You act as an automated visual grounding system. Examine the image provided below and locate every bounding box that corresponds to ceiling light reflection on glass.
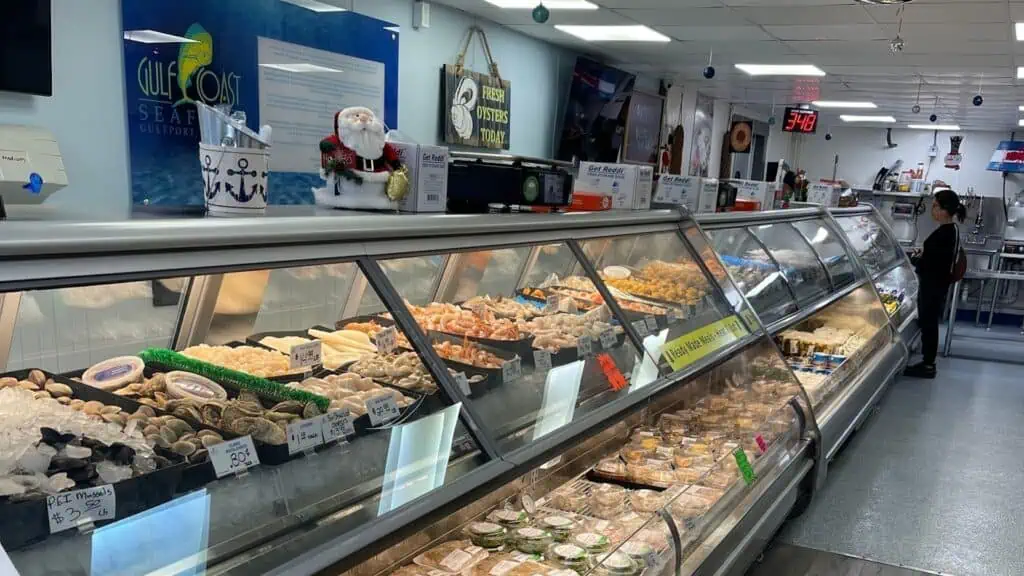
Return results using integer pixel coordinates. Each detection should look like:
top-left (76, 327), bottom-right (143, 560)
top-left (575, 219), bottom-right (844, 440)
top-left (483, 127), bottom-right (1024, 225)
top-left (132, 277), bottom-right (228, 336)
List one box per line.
top-left (839, 115), bottom-right (895, 123)
top-left (735, 64), bottom-right (825, 76)
top-left (280, 0), bottom-right (347, 12)
top-left (812, 101), bottom-right (877, 109)
top-left (907, 124), bottom-right (960, 131)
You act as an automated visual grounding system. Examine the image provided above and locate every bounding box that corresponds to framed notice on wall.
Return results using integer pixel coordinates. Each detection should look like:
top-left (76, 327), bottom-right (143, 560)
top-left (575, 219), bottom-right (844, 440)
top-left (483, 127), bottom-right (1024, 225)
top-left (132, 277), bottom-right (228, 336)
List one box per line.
top-left (623, 91), bottom-right (663, 165)
top-left (442, 64), bottom-right (511, 150)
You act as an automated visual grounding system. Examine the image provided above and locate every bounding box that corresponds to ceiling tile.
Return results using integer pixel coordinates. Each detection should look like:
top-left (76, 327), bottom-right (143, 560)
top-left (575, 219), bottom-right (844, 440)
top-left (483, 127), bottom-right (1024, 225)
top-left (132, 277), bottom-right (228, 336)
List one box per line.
top-left (764, 24), bottom-right (885, 41)
top-left (885, 23), bottom-right (1012, 42)
top-left (732, 5), bottom-right (874, 25)
top-left (614, 8), bottom-right (748, 27)
top-left (658, 25), bottom-right (772, 42)
top-left (867, 2), bottom-right (1008, 24)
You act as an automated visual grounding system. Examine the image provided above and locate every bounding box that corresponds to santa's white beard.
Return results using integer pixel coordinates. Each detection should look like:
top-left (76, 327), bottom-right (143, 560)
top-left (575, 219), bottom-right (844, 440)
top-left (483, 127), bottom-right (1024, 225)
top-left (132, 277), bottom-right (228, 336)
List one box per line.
top-left (338, 118), bottom-right (386, 159)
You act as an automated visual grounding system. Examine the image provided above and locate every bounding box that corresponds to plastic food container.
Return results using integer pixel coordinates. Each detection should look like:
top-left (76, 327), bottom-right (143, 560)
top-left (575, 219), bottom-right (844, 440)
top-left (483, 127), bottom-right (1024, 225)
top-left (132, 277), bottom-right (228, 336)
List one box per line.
top-left (488, 509), bottom-right (529, 528)
top-left (549, 489), bottom-right (586, 512)
top-left (81, 356), bottom-right (144, 391)
top-left (538, 515), bottom-right (576, 542)
top-left (620, 444), bottom-right (648, 464)
top-left (466, 521), bottom-right (507, 549)
top-left (631, 489), bottom-right (665, 513)
top-left (619, 541), bottom-right (656, 570)
top-left (595, 457), bottom-right (628, 481)
top-left (572, 532), bottom-right (611, 554)
top-left (675, 465), bottom-right (713, 484)
top-left (511, 527), bottom-right (553, 554)
top-left (547, 543), bottom-right (589, 572)
top-left (590, 484), bottom-right (626, 508)
top-left (590, 551), bottom-right (640, 576)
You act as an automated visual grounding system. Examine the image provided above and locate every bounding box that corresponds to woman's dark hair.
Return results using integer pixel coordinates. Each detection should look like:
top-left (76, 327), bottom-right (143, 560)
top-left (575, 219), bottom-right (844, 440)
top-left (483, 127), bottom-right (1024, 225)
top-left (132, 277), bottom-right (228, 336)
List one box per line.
top-left (935, 188), bottom-right (967, 222)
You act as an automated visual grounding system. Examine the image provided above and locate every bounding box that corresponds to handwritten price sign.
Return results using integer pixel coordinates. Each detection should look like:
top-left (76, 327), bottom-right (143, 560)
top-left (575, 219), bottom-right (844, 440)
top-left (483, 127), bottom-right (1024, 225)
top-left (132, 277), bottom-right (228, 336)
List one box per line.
top-left (321, 411), bottom-right (356, 443)
top-left (289, 340), bottom-right (322, 370)
top-left (577, 336), bottom-right (593, 358)
top-left (366, 395), bottom-right (401, 426)
top-left (632, 319), bottom-right (649, 337)
top-left (209, 435), bottom-right (260, 478)
top-left (47, 485), bottom-right (115, 534)
top-left (533, 349), bottom-right (552, 372)
top-left (376, 327), bottom-right (398, 354)
top-left (599, 329), bottom-right (617, 349)
top-left (287, 416), bottom-right (325, 455)
top-left (644, 315), bottom-right (658, 332)
top-left (502, 357), bottom-right (522, 383)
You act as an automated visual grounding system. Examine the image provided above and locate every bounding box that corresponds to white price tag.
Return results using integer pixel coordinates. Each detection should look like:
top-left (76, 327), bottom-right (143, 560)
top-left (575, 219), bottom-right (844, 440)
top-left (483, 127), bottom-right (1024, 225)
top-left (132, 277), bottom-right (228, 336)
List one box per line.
top-left (545, 294), bottom-right (560, 310)
top-left (632, 319), bottom-right (649, 337)
top-left (209, 435), bottom-right (260, 478)
top-left (577, 336), bottom-right (593, 358)
top-left (501, 357), bottom-right (522, 383)
top-left (533, 349), bottom-right (552, 372)
top-left (376, 327), bottom-right (397, 354)
top-left (289, 340), bottom-right (322, 370)
top-left (645, 315), bottom-right (658, 331)
top-left (47, 484), bottom-right (115, 534)
top-left (599, 329), bottom-right (617, 349)
top-left (454, 372), bottom-right (471, 396)
top-left (366, 395), bottom-right (401, 426)
top-left (321, 410), bottom-right (356, 443)
top-left (667, 310), bottom-right (679, 324)
top-left (287, 416), bottom-right (325, 455)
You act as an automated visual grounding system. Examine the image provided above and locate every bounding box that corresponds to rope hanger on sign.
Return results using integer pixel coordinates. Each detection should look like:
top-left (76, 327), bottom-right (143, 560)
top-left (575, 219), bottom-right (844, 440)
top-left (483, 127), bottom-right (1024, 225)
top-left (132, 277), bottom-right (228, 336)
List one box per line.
top-left (454, 25), bottom-right (503, 82)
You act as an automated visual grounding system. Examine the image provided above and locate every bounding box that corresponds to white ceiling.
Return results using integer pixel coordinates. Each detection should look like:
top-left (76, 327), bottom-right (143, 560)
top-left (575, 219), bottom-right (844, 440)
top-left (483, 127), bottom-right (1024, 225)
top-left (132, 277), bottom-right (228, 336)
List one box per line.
top-left (432, 0), bottom-right (1024, 131)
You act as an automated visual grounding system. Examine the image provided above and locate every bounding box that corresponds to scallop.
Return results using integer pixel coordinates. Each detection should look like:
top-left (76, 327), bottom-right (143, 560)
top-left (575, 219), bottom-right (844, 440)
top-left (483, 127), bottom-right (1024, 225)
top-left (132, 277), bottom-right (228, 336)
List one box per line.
top-left (45, 382), bottom-right (73, 397)
top-left (171, 441), bottom-right (196, 457)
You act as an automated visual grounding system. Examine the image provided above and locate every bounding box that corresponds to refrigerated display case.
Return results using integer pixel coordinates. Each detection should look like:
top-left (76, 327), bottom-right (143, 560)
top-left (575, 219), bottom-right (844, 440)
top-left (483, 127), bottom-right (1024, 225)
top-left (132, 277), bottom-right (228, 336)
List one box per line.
top-left (829, 206), bottom-right (921, 347)
top-left (696, 208), bottom-right (907, 462)
top-left (0, 209), bottom-right (818, 576)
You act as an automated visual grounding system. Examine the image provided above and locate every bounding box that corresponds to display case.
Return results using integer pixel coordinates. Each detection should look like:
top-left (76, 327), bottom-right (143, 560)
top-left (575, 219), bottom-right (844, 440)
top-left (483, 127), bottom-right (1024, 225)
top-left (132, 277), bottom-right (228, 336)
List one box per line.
top-left (696, 208), bottom-right (907, 461)
top-left (830, 206), bottom-right (921, 346)
top-left (0, 209), bottom-right (817, 576)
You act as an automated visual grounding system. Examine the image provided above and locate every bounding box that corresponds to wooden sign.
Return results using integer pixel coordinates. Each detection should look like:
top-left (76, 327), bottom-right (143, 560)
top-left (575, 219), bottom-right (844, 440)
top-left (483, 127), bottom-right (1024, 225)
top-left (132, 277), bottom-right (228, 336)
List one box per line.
top-left (442, 64), bottom-right (511, 150)
top-left (623, 91), bottom-right (663, 165)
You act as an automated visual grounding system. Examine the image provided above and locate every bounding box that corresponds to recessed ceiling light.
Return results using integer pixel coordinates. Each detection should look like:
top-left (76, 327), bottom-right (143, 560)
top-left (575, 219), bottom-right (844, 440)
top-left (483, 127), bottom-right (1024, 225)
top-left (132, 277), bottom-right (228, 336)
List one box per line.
top-left (1018, 119), bottom-right (1024, 127)
top-left (840, 115), bottom-right (895, 123)
top-left (813, 101), bottom-right (877, 109)
top-left (279, 0), bottom-right (346, 12)
top-left (555, 25), bottom-right (670, 42)
top-left (123, 30), bottom-right (198, 44)
top-left (1018, 67), bottom-right (1024, 79)
top-left (1019, 105), bottom-right (1024, 112)
top-left (907, 124), bottom-right (960, 131)
top-left (1016, 22), bottom-right (1024, 41)
top-left (735, 64), bottom-right (825, 77)
top-left (486, 0), bottom-right (598, 8)
top-left (854, 0), bottom-right (913, 4)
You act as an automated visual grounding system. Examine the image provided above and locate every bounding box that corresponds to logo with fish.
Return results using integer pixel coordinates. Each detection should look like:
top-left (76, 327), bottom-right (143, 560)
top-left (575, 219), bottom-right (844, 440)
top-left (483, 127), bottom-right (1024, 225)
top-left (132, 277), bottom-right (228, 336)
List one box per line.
top-left (175, 23), bottom-right (213, 107)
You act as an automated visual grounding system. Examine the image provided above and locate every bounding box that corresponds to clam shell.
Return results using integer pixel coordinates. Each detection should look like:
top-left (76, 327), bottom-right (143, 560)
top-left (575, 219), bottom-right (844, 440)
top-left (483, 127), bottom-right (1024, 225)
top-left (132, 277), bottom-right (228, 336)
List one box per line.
top-left (102, 413), bottom-right (127, 425)
top-left (148, 374), bottom-right (167, 392)
top-left (189, 449), bottom-right (209, 464)
top-left (264, 411), bottom-right (299, 424)
top-left (135, 405), bottom-right (156, 418)
top-left (200, 402), bottom-right (224, 426)
top-left (56, 396), bottom-right (72, 405)
top-left (251, 417), bottom-right (287, 445)
top-left (45, 383), bottom-right (73, 397)
top-left (171, 441), bottom-right (196, 456)
top-left (237, 391), bottom-right (261, 404)
top-left (201, 435), bottom-right (224, 448)
top-left (28, 370), bottom-right (46, 386)
top-left (143, 425), bottom-right (160, 436)
top-left (17, 381), bottom-right (40, 391)
top-left (227, 416), bottom-right (258, 437)
top-left (69, 399), bottom-right (85, 410)
top-left (159, 426), bottom-right (178, 444)
top-left (100, 405), bottom-right (122, 415)
top-left (197, 429), bottom-right (222, 440)
top-left (82, 401), bottom-right (104, 415)
top-left (166, 418), bottom-right (193, 437)
top-left (33, 391), bottom-right (52, 400)
top-left (147, 434), bottom-right (170, 449)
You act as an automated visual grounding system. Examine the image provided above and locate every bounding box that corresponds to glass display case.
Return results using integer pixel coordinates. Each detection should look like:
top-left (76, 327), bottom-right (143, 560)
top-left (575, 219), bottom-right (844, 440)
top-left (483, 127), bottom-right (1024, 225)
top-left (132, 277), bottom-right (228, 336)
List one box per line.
top-left (704, 227), bottom-right (797, 326)
top-left (0, 210), bottom-right (819, 576)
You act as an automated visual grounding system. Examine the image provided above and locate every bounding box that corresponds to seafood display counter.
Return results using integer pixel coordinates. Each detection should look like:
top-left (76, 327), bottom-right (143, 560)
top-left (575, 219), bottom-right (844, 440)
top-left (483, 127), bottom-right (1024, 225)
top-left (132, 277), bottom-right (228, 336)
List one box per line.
top-left (829, 206), bottom-right (921, 349)
top-left (0, 210), bottom-right (816, 576)
top-left (696, 208), bottom-right (907, 462)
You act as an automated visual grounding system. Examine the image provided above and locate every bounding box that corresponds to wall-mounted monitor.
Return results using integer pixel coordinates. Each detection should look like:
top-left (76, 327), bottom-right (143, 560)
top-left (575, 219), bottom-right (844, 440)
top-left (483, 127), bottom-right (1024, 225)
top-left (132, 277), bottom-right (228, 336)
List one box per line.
top-left (0, 0), bottom-right (53, 97)
top-left (782, 107), bottom-right (818, 134)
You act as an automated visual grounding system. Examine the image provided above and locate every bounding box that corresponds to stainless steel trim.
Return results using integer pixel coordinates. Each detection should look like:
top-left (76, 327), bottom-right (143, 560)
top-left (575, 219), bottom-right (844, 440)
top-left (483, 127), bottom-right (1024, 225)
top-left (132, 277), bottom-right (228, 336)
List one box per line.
top-left (695, 207), bottom-right (822, 227)
top-left (765, 278), bottom-right (868, 334)
top-left (175, 274), bottom-right (223, 347)
top-left (0, 292), bottom-right (22, 370)
top-left (828, 205), bottom-right (873, 216)
top-left (944, 281), bottom-right (960, 356)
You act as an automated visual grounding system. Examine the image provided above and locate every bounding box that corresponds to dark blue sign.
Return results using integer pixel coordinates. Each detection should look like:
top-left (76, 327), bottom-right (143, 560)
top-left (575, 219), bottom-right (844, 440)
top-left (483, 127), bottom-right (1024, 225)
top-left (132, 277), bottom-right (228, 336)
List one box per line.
top-left (987, 141), bottom-right (1024, 173)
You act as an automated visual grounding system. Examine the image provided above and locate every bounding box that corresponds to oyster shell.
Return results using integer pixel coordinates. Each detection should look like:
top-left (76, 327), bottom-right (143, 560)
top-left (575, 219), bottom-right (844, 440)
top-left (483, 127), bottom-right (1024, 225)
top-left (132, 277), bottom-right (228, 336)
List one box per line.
top-left (264, 411), bottom-right (299, 424)
top-left (171, 441), bottom-right (196, 456)
top-left (237, 390), bottom-right (261, 404)
top-left (165, 418), bottom-right (193, 437)
top-left (45, 382), bottom-right (73, 397)
top-left (200, 402), bottom-right (224, 426)
top-left (172, 405), bottom-right (203, 423)
top-left (159, 426), bottom-right (178, 444)
top-left (201, 435), bottom-right (224, 448)
top-left (270, 401), bottom-right (304, 415)
top-left (302, 402), bottom-right (323, 419)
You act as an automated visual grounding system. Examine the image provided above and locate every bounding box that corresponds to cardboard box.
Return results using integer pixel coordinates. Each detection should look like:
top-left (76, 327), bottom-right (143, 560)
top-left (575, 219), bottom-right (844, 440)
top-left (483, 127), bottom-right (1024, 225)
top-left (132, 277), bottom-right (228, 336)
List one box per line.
top-left (731, 179), bottom-right (772, 211)
top-left (654, 175), bottom-right (709, 213)
top-left (390, 141), bottom-right (449, 212)
top-left (695, 178), bottom-right (719, 214)
top-left (572, 162), bottom-right (653, 211)
top-left (807, 182), bottom-right (840, 207)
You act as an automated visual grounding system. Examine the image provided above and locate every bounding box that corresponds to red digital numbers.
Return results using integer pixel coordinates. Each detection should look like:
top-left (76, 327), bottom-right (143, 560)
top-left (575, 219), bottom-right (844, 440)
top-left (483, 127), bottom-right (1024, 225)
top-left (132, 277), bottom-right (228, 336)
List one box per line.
top-left (783, 108), bottom-right (818, 134)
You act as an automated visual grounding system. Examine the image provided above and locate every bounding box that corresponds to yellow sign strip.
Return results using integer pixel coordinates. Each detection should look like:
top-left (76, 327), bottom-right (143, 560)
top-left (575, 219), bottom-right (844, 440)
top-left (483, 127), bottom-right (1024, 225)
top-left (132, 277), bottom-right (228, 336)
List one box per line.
top-left (661, 315), bottom-right (749, 372)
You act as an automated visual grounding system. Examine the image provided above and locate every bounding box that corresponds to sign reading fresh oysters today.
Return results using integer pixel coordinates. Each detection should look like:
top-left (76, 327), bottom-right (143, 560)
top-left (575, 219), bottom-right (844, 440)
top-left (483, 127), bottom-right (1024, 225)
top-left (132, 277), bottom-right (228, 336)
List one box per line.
top-left (442, 26), bottom-right (511, 150)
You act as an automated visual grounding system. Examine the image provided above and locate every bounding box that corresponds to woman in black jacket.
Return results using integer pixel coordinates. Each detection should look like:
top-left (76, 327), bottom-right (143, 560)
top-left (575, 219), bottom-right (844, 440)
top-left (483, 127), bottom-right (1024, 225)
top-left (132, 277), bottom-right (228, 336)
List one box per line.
top-left (905, 188), bottom-right (966, 378)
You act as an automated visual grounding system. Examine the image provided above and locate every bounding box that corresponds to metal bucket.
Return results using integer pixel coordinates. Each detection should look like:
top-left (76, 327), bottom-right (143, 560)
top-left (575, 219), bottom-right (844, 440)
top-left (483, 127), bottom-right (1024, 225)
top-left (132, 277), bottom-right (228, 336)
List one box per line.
top-left (195, 102), bottom-right (271, 150)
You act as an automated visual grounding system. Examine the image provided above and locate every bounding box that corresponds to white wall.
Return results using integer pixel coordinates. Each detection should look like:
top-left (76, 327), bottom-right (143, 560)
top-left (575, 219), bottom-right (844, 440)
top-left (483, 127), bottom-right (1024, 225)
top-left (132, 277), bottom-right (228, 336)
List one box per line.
top-left (707, 99), bottom-right (730, 179)
top-left (0, 0), bottom-right (577, 214)
top-left (794, 126), bottom-right (1015, 196)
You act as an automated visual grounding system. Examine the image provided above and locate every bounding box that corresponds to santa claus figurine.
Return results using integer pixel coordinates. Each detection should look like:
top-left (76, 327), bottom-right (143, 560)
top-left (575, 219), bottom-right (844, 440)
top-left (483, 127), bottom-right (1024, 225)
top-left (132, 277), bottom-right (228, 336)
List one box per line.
top-left (313, 106), bottom-right (406, 210)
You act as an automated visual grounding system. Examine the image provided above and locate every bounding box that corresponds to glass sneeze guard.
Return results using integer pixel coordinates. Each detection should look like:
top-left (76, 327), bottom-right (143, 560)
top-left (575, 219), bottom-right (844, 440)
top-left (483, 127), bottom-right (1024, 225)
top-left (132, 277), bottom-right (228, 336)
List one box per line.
top-left (747, 222), bottom-right (832, 306)
top-left (704, 228), bottom-right (798, 326)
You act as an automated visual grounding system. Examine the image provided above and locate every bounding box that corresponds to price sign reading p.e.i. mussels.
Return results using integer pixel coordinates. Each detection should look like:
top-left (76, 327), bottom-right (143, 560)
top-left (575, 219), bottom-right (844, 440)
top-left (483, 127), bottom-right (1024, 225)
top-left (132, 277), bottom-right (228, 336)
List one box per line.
top-left (289, 340), bottom-right (322, 370)
top-left (321, 410), bottom-right (356, 443)
top-left (502, 357), bottom-right (522, 383)
top-left (577, 336), bottom-right (593, 358)
top-left (209, 435), bottom-right (260, 478)
top-left (599, 329), bottom-right (617, 349)
top-left (47, 484), bottom-right (115, 534)
top-left (533, 349), bottom-right (552, 372)
top-left (366, 395), bottom-right (401, 426)
top-left (376, 327), bottom-right (398, 354)
top-left (287, 416), bottom-right (325, 455)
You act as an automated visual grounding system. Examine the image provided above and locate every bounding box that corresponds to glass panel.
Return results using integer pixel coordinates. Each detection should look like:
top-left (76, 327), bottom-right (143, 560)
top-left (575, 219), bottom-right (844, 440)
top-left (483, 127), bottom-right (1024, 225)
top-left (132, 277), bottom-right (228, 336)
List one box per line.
top-left (3, 264), bottom-right (485, 575)
top-left (835, 214), bottom-right (904, 277)
top-left (380, 243), bottom-right (654, 453)
top-left (6, 279), bottom-right (187, 373)
top-left (875, 262), bottom-right (919, 325)
top-left (775, 282), bottom-right (891, 410)
top-left (681, 225), bottom-right (748, 316)
top-left (790, 218), bottom-right (860, 289)
top-left (748, 223), bottom-right (830, 305)
top-left (705, 228), bottom-right (798, 325)
top-left (577, 233), bottom-right (749, 378)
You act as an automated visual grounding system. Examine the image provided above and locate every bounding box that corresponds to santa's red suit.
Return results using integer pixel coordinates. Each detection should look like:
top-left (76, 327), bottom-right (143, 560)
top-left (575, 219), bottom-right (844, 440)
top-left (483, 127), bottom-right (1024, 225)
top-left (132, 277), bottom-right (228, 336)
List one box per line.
top-left (319, 111), bottom-right (399, 179)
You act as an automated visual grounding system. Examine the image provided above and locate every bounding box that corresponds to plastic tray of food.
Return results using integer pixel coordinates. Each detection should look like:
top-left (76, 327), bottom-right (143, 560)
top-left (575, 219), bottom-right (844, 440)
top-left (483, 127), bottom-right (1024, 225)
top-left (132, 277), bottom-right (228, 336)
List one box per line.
top-left (310, 369), bottom-right (429, 423)
top-left (333, 314), bottom-right (396, 340)
top-left (0, 369), bottom-right (187, 551)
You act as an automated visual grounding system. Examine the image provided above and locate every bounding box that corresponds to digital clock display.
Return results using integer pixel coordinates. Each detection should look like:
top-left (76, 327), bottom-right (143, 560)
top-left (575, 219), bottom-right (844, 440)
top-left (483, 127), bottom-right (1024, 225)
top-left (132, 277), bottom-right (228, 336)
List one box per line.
top-left (782, 107), bottom-right (818, 134)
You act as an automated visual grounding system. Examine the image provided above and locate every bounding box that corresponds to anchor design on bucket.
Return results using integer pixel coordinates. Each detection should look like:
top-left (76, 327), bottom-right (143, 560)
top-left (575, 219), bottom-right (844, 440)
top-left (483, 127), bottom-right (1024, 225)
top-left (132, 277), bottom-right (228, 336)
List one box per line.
top-left (201, 154), bottom-right (220, 200)
top-left (226, 158), bottom-right (263, 203)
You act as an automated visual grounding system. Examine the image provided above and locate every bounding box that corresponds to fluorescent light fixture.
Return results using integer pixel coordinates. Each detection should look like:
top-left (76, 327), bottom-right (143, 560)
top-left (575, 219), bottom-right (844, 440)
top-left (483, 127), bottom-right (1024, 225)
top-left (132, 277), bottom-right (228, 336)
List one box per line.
top-left (384, 25), bottom-right (401, 33)
top-left (813, 101), bottom-right (877, 109)
top-left (840, 115), bottom-right (895, 123)
top-left (1016, 22), bottom-right (1024, 41)
top-left (555, 25), bottom-right (670, 42)
top-left (259, 63), bottom-right (344, 73)
top-left (1018, 105), bottom-right (1024, 112)
top-left (907, 124), bottom-right (960, 131)
top-left (735, 64), bottom-right (825, 76)
top-left (279, 0), bottom-right (347, 12)
top-left (486, 0), bottom-right (597, 8)
top-left (1018, 119), bottom-right (1024, 127)
top-left (1018, 67), bottom-right (1024, 79)
top-left (123, 30), bottom-right (198, 44)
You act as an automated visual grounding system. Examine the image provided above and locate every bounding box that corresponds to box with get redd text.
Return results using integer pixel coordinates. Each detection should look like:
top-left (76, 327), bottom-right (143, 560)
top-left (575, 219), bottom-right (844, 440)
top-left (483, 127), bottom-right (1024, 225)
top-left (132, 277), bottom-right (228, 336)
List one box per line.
top-left (389, 141), bottom-right (449, 212)
top-left (571, 162), bottom-right (653, 211)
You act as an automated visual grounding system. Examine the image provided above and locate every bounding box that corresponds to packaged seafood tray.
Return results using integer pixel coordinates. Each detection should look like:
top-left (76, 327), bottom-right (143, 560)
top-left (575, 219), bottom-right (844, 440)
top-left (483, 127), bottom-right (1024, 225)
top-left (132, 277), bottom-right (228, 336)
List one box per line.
top-left (314, 368), bottom-right (431, 422)
top-left (332, 314), bottom-right (396, 340)
top-left (518, 287), bottom-right (600, 312)
top-left (222, 341), bottom-right (319, 383)
top-left (0, 369), bottom-right (187, 551)
top-left (415, 332), bottom-right (519, 388)
top-left (585, 467), bottom-right (670, 492)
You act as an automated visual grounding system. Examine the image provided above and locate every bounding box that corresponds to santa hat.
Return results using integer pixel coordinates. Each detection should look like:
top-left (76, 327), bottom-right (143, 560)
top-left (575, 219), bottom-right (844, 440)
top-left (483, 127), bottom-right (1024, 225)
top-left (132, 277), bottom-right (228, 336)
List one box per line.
top-left (335, 106), bottom-right (377, 137)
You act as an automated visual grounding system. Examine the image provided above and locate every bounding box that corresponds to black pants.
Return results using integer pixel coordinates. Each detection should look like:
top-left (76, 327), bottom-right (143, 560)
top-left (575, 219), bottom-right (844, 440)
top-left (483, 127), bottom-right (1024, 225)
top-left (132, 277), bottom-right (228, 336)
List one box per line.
top-left (917, 284), bottom-right (949, 365)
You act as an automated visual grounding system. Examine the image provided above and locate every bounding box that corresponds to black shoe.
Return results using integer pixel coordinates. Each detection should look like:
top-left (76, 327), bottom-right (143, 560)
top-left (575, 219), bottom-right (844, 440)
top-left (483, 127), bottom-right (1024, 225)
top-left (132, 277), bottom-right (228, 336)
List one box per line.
top-left (904, 362), bottom-right (936, 379)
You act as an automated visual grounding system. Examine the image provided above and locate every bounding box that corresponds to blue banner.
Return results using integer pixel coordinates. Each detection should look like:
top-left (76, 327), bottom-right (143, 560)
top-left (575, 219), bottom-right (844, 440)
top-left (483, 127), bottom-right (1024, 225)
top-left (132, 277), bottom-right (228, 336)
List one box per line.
top-left (987, 140), bottom-right (1024, 173)
top-left (122, 0), bottom-right (399, 206)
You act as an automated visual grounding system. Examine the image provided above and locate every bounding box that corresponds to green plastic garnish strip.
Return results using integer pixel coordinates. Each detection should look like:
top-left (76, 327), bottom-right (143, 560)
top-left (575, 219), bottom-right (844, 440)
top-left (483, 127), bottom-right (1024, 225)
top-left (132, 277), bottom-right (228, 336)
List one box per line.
top-left (139, 348), bottom-right (330, 411)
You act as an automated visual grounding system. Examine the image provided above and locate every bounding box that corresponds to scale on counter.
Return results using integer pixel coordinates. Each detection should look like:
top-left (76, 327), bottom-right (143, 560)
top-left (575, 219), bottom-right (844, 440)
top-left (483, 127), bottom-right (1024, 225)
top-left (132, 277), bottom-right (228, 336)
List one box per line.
top-left (445, 152), bottom-right (574, 213)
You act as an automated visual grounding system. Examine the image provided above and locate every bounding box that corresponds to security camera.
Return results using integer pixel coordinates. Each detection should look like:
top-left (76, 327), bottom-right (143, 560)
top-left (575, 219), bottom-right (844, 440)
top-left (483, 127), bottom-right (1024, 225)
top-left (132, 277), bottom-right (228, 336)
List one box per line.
top-left (930, 113), bottom-right (938, 122)
top-left (532, 3), bottom-right (549, 23)
top-left (825, 133), bottom-right (833, 141)
top-left (912, 104), bottom-right (921, 114)
top-left (703, 65), bottom-right (716, 79)
top-left (973, 94), bottom-right (984, 107)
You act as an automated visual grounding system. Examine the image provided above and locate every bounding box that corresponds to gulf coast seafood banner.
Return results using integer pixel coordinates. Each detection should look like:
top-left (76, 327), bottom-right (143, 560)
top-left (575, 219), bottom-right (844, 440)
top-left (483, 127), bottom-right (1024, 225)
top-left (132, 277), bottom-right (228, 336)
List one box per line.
top-left (122, 0), bottom-right (399, 207)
